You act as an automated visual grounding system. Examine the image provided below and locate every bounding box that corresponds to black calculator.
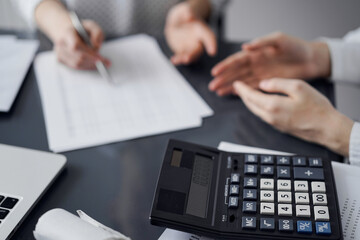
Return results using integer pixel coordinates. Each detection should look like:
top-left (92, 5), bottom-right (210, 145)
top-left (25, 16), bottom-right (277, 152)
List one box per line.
top-left (150, 140), bottom-right (343, 240)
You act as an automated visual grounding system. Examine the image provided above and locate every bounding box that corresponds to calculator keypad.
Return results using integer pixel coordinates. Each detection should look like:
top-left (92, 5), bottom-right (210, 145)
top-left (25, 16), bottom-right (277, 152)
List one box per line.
top-left (224, 155), bottom-right (337, 238)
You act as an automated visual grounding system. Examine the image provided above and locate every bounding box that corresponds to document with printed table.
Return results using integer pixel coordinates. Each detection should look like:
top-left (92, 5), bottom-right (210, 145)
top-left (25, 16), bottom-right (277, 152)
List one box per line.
top-left (159, 142), bottom-right (360, 240)
top-left (35, 35), bottom-right (213, 152)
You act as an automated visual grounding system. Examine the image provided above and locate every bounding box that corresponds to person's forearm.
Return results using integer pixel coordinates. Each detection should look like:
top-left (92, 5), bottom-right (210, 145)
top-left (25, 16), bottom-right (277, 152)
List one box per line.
top-left (187, 0), bottom-right (211, 20)
top-left (35, 0), bottom-right (72, 42)
top-left (309, 41), bottom-right (331, 79)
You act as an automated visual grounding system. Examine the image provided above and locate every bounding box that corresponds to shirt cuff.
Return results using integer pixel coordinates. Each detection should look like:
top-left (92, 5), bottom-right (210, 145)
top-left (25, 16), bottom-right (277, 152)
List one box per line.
top-left (349, 122), bottom-right (360, 166)
top-left (11, 0), bottom-right (44, 29)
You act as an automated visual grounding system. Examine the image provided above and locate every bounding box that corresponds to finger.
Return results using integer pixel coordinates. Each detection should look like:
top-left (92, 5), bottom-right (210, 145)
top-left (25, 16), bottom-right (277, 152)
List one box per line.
top-left (211, 51), bottom-right (249, 76)
top-left (83, 20), bottom-right (104, 51)
top-left (243, 32), bottom-right (283, 51)
top-left (195, 21), bottom-right (217, 56)
top-left (215, 83), bottom-right (236, 96)
top-left (259, 78), bottom-right (305, 97)
top-left (209, 66), bottom-right (250, 91)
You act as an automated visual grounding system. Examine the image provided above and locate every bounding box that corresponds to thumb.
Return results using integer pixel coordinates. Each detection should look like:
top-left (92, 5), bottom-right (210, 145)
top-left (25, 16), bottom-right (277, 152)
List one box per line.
top-left (243, 32), bottom-right (283, 51)
top-left (83, 20), bottom-right (104, 51)
top-left (259, 78), bottom-right (304, 97)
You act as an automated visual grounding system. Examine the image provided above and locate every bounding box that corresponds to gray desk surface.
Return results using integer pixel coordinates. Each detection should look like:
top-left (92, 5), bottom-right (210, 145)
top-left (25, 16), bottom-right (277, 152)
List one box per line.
top-left (0, 32), bottom-right (341, 240)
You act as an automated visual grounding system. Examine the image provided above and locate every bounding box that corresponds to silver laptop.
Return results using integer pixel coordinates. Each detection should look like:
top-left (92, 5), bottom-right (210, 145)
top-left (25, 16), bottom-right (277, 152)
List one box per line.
top-left (0, 144), bottom-right (66, 240)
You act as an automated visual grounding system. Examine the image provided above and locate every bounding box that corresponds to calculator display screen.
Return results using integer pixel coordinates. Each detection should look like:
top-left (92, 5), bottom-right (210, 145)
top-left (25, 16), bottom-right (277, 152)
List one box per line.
top-left (185, 154), bottom-right (213, 218)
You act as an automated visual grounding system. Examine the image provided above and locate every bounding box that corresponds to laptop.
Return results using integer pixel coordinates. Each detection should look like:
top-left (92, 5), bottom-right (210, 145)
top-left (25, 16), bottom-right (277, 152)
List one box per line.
top-left (0, 144), bottom-right (66, 240)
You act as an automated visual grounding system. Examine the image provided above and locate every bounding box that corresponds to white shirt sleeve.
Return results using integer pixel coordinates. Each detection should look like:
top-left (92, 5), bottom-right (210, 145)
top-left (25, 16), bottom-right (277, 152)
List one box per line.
top-left (349, 122), bottom-right (360, 166)
top-left (322, 27), bottom-right (360, 84)
top-left (11, 0), bottom-right (44, 29)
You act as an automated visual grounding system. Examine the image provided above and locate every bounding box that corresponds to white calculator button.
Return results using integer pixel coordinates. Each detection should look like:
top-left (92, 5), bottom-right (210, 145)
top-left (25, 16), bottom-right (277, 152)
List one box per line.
top-left (260, 202), bottom-right (275, 215)
top-left (278, 204), bottom-right (292, 216)
top-left (278, 191), bottom-right (292, 203)
top-left (312, 193), bottom-right (328, 205)
top-left (296, 205), bottom-right (311, 217)
top-left (311, 182), bottom-right (326, 193)
top-left (314, 206), bottom-right (330, 221)
top-left (260, 190), bottom-right (274, 202)
top-left (295, 192), bottom-right (310, 204)
top-left (260, 179), bottom-right (274, 190)
top-left (277, 180), bottom-right (291, 191)
top-left (294, 181), bottom-right (308, 192)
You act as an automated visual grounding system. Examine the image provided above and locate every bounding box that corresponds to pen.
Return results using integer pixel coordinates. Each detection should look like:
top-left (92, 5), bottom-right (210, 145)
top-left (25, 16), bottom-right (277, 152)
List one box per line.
top-left (69, 11), bottom-right (114, 83)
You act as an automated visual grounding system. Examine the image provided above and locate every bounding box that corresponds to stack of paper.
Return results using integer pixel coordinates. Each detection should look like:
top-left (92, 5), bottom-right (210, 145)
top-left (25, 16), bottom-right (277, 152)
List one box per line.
top-left (35, 35), bottom-right (213, 152)
top-left (0, 35), bottom-right (39, 111)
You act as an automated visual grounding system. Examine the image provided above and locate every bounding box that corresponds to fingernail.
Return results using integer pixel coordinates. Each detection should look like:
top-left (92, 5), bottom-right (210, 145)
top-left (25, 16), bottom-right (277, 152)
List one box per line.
top-left (208, 81), bottom-right (215, 91)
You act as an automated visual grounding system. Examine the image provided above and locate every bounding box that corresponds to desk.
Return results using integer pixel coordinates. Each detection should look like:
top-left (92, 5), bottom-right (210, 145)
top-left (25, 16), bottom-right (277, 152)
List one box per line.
top-left (0, 33), bottom-right (341, 240)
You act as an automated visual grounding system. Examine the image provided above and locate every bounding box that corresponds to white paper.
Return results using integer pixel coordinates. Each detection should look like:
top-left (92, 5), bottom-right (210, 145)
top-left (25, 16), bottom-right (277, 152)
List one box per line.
top-left (33, 208), bottom-right (130, 240)
top-left (35, 34), bottom-right (213, 152)
top-left (0, 36), bottom-right (39, 111)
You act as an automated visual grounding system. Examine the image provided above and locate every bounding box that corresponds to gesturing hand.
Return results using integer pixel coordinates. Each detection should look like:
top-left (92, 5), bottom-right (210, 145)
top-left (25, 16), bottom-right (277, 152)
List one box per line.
top-left (165, 2), bottom-right (217, 65)
top-left (54, 20), bottom-right (111, 70)
top-left (233, 79), bottom-right (353, 157)
top-left (209, 32), bottom-right (331, 96)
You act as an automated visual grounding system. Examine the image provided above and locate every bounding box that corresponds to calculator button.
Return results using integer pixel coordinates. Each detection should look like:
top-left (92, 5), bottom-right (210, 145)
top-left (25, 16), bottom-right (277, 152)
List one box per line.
top-left (315, 222), bottom-right (332, 235)
top-left (260, 190), bottom-right (274, 202)
top-left (293, 167), bottom-right (324, 180)
top-left (297, 221), bottom-right (312, 234)
top-left (229, 185), bottom-right (239, 196)
top-left (245, 154), bottom-right (258, 163)
top-left (278, 191), bottom-right (292, 203)
top-left (311, 182), bottom-right (326, 193)
top-left (277, 156), bottom-right (290, 165)
top-left (293, 157), bottom-right (306, 166)
top-left (242, 217), bottom-right (256, 229)
top-left (260, 166), bottom-right (274, 176)
top-left (230, 173), bottom-right (240, 183)
top-left (278, 204), bottom-right (292, 216)
top-left (260, 202), bottom-right (275, 215)
top-left (0, 209), bottom-right (9, 219)
top-left (260, 218), bottom-right (275, 231)
top-left (279, 219), bottom-right (293, 232)
top-left (244, 164), bottom-right (257, 175)
top-left (260, 179), bottom-right (274, 190)
top-left (314, 206), bottom-right (330, 221)
top-left (295, 193), bottom-right (310, 204)
top-left (243, 189), bottom-right (257, 200)
top-left (277, 180), bottom-right (291, 191)
top-left (261, 155), bottom-right (274, 164)
top-left (244, 177), bottom-right (257, 188)
top-left (296, 205), bottom-right (311, 217)
top-left (309, 158), bottom-right (323, 167)
top-left (228, 197), bottom-right (239, 208)
top-left (294, 181), bottom-right (308, 192)
top-left (277, 167), bottom-right (290, 178)
top-left (243, 201), bottom-right (257, 213)
top-left (313, 193), bottom-right (327, 205)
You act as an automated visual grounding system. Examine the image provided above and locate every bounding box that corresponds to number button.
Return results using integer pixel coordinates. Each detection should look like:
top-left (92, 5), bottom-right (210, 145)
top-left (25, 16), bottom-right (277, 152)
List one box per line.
top-left (278, 191), bottom-right (292, 203)
top-left (243, 189), bottom-right (257, 200)
top-left (296, 205), bottom-right (311, 217)
top-left (277, 180), bottom-right (291, 191)
top-left (260, 202), bottom-right (275, 215)
top-left (261, 190), bottom-right (274, 202)
top-left (295, 193), bottom-right (310, 204)
top-left (294, 181), bottom-right (308, 192)
top-left (314, 206), bottom-right (330, 221)
top-left (278, 204), bottom-right (292, 216)
top-left (260, 179), bottom-right (274, 190)
top-left (277, 167), bottom-right (290, 178)
top-left (313, 194), bottom-right (327, 205)
top-left (279, 219), bottom-right (293, 232)
top-left (312, 182), bottom-right (326, 193)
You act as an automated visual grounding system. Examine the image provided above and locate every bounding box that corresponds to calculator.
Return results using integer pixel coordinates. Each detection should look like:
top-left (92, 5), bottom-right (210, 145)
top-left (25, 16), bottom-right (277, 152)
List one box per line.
top-left (150, 140), bottom-right (343, 240)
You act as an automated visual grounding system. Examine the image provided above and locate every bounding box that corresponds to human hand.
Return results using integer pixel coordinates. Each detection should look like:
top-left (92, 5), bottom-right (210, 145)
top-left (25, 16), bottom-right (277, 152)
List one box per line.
top-left (165, 2), bottom-right (217, 65)
top-left (209, 32), bottom-right (331, 96)
top-left (54, 20), bottom-right (111, 70)
top-left (233, 78), bottom-right (353, 157)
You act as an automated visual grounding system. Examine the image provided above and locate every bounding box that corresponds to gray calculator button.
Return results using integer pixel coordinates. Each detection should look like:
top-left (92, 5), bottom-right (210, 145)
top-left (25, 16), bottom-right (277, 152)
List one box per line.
top-left (244, 177), bottom-right (257, 188)
top-left (243, 189), bottom-right (257, 200)
top-left (245, 154), bottom-right (258, 163)
top-left (277, 156), bottom-right (290, 165)
top-left (260, 218), bottom-right (275, 230)
top-left (261, 166), bottom-right (274, 176)
top-left (228, 197), bottom-right (239, 208)
top-left (294, 167), bottom-right (324, 180)
top-left (229, 185), bottom-right (239, 195)
top-left (261, 155), bottom-right (274, 164)
top-left (243, 201), bottom-right (257, 213)
top-left (279, 219), bottom-right (293, 232)
top-left (230, 173), bottom-right (240, 183)
top-left (309, 158), bottom-right (323, 167)
top-left (293, 157), bottom-right (306, 166)
top-left (245, 164), bottom-right (257, 175)
top-left (242, 217), bottom-right (256, 229)
top-left (277, 167), bottom-right (291, 178)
